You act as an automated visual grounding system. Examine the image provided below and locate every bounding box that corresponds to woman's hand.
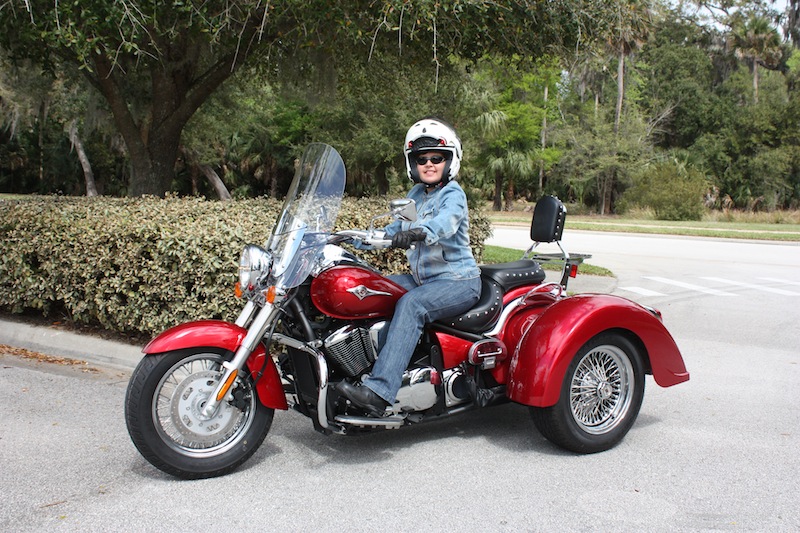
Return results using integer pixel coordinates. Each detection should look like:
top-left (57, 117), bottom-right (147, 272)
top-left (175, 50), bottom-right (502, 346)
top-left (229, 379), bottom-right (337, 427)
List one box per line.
top-left (391, 228), bottom-right (426, 249)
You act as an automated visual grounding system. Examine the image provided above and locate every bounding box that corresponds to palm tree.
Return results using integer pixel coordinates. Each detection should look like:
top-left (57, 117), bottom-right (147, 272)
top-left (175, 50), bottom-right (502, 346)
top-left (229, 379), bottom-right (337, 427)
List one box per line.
top-left (608, 0), bottom-right (653, 135)
top-left (730, 14), bottom-right (782, 104)
top-left (600, 0), bottom-right (653, 214)
top-left (488, 150), bottom-right (536, 211)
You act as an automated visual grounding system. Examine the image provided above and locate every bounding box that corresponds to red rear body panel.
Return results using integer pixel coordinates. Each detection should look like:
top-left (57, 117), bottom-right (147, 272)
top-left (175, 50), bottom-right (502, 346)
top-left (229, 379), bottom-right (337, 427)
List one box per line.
top-left (505, 294), bottom-right (689, 407)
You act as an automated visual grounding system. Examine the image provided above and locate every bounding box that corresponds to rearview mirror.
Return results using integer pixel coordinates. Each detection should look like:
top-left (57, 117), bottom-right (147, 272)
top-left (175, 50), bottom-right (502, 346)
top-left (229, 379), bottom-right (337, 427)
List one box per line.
top-left (389, 199), bottom-right (417, 222)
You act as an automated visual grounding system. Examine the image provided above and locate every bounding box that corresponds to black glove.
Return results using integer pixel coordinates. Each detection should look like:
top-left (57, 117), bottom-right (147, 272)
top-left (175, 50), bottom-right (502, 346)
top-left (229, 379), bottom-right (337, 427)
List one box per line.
top-left (391, 228), bottom-right (426, 249)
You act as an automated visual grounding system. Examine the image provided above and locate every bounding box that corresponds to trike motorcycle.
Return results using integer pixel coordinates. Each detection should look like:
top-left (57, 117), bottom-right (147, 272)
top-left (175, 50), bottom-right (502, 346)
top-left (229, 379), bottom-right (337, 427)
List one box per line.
top-left (124, 143), bottom-right (689, 479)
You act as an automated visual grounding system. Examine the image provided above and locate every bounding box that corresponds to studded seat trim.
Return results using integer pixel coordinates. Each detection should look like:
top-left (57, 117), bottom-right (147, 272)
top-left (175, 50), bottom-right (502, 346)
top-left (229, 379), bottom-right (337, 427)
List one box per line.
top-left (438, 260), bottom-right (545, 334)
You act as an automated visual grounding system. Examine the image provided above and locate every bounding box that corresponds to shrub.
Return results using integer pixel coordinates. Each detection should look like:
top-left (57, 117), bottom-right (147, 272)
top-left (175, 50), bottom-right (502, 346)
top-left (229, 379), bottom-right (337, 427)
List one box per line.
top-left (619, 160), bottom-right (708, 221)
top-left (0, 195), bottom-right (489, 337)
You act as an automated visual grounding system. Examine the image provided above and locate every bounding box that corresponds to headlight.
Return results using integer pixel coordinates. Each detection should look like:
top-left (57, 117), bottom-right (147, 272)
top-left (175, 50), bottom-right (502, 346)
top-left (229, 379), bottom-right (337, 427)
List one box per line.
top-left (238, 244), bottom-right (272, 292)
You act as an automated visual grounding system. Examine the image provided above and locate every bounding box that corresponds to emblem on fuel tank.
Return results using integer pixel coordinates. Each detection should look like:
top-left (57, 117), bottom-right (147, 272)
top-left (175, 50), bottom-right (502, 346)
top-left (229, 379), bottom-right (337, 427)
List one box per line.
top-left (346, 285), bottom-right (393, 300)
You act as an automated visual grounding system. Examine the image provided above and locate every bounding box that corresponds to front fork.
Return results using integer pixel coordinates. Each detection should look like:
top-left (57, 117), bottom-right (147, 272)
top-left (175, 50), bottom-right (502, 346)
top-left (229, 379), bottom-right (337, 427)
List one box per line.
top-left (201, 296), bottom-right (282, 418)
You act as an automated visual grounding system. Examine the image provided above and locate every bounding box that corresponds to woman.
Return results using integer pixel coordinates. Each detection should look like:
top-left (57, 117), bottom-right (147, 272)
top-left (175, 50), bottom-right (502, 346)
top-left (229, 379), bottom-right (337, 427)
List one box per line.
top-left (337, 117), bottom-right (482, 416)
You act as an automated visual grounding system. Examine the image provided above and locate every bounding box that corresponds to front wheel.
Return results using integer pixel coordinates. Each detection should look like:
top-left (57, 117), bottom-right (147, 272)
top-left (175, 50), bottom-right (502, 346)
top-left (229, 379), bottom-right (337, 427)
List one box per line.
top-left (530, 332), bottom-right (645, 453)
top-left (124, 349), bottom-right (274, 479)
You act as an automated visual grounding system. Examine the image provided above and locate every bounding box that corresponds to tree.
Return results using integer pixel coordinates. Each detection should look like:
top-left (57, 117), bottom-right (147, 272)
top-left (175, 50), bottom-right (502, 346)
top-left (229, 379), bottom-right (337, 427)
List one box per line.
top-left (729, 13), bottom-right (783, 103)
top-left (467, 56), bottom-right (558, 210)
top-left (1, 0), bottom-right (612, 197)
top-left (638, 11), bottom-right (718, 149)
top-left (602, 0), bottom-right (653, 214)
top-left (788, 0), bottom-right (800, 48)
top-left (1, 1), bottom-right (286, 196)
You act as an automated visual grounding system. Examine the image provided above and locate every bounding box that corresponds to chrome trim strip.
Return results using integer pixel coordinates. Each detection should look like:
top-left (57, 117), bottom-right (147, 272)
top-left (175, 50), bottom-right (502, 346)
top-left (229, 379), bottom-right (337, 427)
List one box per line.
top-left (334, 414), bottom-right (405, 429)
top-left (484, 296), bottom-right (523, 337)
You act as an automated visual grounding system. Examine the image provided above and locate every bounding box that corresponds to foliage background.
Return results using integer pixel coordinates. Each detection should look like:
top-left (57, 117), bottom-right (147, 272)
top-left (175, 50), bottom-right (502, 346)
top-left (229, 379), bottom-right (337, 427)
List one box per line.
top-left (0, 196), bottom-right (490, 336)
top-left (1, 0), bottom-right (797, 216)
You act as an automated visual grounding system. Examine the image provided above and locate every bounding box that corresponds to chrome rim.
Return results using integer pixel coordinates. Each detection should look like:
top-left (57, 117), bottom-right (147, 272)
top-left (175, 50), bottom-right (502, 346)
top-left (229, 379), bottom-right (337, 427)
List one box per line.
top-left (152, 354), bottom-right (255, 457)
top-left (569, 344), bottom-right (634, 435)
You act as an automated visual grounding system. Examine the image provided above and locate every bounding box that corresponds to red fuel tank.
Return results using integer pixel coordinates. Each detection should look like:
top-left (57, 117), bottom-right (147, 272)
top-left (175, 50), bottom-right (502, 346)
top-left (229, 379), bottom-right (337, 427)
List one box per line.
top-left (311, 266), bottom-right (407, 319)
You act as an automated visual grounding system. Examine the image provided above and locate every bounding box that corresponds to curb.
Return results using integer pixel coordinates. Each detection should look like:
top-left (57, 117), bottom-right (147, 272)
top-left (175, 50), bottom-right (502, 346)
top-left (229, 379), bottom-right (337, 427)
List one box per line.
top-left (0, 318), bottom-right (142, 371)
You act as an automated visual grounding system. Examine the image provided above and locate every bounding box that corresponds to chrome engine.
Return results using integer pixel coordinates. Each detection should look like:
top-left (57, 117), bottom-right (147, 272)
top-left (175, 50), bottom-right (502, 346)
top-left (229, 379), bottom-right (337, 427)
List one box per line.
top-left (324, 322), bottom-right (471, 414)
top-left (323, 324), bottom-right (383, 377)
top-left (391, 366), bottom-right (471, 414)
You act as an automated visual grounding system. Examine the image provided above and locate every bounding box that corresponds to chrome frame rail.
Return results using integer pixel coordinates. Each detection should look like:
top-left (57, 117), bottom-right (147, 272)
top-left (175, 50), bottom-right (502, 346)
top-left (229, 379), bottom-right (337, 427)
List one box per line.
top-left (272, 333), bottom-right (337, 432)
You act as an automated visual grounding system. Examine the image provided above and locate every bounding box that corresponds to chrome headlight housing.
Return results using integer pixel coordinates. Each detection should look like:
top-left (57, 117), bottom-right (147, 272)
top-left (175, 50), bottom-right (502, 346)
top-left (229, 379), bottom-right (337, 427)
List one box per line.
top-left (238, 244), bottom-right (272, 293)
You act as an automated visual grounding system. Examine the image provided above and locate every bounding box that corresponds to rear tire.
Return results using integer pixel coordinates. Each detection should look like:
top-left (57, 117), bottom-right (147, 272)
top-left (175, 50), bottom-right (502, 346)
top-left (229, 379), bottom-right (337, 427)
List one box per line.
top-left (124, 349), bottom-right (274, 479)
top-left (530, 332), bottom-right (644, 453)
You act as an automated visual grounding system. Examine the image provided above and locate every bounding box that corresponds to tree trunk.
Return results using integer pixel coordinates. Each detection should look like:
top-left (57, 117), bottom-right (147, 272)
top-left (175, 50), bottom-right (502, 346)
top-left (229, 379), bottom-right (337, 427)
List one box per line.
top-left (88, 46), bottom-right (241, 197)
top-left (603, 50), bottom-right (625, 215)
top-left (614, 50), bottom-right (624, 135)
top-left (504, 177), bottom-right (515, 211)
top-left (375, 160), bottom-right (390, 196)
top-left (753, 62), bottom-right (759, 104)
top-left (790, 0), bottom-right (800, 48)
top-left (493, 170), bottom-right (503, 211)
top-left (68, 120), bottom-right (98, 197)
top-left (199, 164), bottom-right (232, 200)
top-left (37, 99), bottom-right (48, 185)
top-left (181, 146), bottom-right (231, 200)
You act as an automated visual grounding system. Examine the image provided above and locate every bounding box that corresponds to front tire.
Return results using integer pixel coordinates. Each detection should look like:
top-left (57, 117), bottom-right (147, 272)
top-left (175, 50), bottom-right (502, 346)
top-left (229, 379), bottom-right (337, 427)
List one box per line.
top-left (124, 349), bottom-right (274, 479)
top-left (530, 332), bottom-right (644, 453)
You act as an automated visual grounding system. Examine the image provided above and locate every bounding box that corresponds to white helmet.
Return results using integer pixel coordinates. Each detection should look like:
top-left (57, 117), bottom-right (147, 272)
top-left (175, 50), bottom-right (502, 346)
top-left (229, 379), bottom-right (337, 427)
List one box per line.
top-left (404, 118), bottom-right (462, 185)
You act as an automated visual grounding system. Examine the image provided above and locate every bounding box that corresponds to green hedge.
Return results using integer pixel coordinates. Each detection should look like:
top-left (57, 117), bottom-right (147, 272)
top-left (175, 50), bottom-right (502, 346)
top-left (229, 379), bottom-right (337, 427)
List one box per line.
top-left (0, 196), bottom-right (490, 336)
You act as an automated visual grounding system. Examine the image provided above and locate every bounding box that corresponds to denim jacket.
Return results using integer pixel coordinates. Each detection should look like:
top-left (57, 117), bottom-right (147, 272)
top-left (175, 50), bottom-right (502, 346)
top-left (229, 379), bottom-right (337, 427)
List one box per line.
top-left (384, 180), bottom-right (480, 285)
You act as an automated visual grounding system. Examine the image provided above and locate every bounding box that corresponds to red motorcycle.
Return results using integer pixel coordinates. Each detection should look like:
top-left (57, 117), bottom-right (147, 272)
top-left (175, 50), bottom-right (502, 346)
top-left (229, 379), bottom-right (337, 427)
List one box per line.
top-left (124, 143), bottom-right (689, 479)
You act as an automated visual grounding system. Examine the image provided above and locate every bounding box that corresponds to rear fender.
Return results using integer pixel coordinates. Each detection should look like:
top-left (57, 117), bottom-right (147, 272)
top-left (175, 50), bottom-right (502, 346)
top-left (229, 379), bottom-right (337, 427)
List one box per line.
top-left (507, 294), bottom-right (689, 407)
top-left (143, 320), bottom-right (288, 410)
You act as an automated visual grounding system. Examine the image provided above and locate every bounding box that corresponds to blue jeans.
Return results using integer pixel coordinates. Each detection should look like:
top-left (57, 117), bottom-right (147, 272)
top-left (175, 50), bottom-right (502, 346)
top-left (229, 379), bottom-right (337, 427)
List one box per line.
top-left (363, 274), bottom-right (481, 403)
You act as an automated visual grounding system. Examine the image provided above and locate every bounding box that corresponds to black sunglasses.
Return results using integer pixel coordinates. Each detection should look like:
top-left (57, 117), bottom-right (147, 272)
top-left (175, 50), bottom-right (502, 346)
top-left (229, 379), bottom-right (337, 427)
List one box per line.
top-left (415, 155), bottom-right (446, 165)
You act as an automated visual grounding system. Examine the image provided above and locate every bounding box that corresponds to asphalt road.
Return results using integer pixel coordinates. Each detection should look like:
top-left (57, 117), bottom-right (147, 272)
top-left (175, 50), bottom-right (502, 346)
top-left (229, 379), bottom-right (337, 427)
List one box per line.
top-left (1, 229), bottom-right (798, 532)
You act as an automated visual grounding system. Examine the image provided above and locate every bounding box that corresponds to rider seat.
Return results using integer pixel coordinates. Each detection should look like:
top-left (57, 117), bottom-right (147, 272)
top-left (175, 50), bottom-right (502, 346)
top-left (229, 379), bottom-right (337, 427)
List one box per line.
top-left (437, 195), bottom-right (567, 335)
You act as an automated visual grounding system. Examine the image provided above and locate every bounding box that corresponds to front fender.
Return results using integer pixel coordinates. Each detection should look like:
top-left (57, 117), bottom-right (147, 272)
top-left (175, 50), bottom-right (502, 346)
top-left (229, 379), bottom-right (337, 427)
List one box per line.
top-left (143, 320), bottom-right (288, 410)
top-left (507, 294), bottom-right (689, 407)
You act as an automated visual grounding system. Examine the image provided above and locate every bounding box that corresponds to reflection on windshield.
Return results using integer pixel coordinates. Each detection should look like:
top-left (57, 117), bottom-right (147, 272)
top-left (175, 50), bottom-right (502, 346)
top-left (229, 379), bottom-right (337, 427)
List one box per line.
top-left (266, 144), bottom-right (345, 289)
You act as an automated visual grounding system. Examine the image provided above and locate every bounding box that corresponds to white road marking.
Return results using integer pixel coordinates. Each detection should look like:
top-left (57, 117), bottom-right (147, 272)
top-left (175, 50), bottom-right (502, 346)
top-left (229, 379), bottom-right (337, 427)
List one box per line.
top-left (758, 277), bottom-right (800, 287)
top-left (643, 276), bottom-right (738, 296)
top-left (701, 277), bottom-right (800, 296)
top-left (619, 287), bottom-right (666, 296)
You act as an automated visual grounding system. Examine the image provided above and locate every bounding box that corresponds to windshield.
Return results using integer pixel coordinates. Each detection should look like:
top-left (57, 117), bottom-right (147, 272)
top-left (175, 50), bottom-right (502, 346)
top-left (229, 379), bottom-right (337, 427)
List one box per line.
top-left (265, 143), bottom-right (346, 289)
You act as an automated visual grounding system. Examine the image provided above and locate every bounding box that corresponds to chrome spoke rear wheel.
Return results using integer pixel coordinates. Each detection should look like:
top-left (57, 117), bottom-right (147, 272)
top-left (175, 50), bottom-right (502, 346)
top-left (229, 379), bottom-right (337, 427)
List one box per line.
top-left (569, 344), bottom-right (634, 435)
top-left (530, 333), bottom-right (644, 454)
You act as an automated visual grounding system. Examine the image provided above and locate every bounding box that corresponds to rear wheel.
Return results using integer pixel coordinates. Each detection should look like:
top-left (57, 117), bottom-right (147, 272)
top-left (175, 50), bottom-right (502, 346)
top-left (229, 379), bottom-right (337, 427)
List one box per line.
top-left (124, 349), bottom-right (274, 479)
top-left (530, 332), bottom-right (644, 453)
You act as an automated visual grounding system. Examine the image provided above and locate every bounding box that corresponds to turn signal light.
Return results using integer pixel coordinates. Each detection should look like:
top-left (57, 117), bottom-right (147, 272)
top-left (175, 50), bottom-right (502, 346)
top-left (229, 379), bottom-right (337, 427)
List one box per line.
top-left (266, 285), bottom-right (278, 303)
top-left (234, 282), bottom-right (243, 298)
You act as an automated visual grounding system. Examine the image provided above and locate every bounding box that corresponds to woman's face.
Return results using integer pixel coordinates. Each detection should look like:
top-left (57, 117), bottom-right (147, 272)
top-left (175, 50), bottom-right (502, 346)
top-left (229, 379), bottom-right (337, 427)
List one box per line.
top-left (415, 151), bottom-right (447, 186)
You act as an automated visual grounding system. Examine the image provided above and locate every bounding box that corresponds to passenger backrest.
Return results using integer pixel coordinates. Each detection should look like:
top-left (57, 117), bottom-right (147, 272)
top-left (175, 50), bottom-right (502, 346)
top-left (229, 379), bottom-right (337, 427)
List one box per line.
top-left (530, 195), bottom-right (566, 243)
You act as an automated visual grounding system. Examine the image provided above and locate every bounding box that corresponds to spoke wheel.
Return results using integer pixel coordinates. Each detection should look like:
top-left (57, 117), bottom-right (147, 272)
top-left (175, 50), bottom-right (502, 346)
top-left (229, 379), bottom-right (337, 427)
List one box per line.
top-left (530, 333), bottom-right (644, 454)
top-left (569, 344), bottom-right (634, 435)
top-left (125, 349), bottom-right (274, 479)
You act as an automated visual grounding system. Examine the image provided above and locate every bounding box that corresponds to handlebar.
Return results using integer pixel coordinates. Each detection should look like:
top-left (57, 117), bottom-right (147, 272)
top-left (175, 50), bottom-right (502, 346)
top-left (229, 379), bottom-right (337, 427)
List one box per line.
top-left (333, 230), bottom-right (393, 249)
